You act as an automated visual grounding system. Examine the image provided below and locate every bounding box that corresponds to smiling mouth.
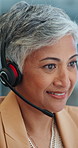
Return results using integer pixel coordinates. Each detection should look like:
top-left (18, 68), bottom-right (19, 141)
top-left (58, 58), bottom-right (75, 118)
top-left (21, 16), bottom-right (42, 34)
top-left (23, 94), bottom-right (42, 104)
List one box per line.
top-left (46, 91), bottom-right (67, 99)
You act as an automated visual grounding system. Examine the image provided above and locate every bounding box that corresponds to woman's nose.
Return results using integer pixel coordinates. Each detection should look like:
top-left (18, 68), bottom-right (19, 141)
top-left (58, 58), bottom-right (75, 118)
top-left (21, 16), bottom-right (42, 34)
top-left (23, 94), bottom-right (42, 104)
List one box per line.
top-left (53, 68), bottom-right (70, 88)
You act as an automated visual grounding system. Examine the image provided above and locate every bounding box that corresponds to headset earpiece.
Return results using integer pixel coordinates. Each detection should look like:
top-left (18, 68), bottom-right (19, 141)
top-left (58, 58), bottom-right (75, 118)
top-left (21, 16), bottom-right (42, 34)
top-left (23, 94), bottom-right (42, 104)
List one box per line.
top-left (0, 61), bottom-right (22, 87)
top-left (0, 37), bottom-right (54, 118)
top-left (0, 38), bottom-right (22, 87)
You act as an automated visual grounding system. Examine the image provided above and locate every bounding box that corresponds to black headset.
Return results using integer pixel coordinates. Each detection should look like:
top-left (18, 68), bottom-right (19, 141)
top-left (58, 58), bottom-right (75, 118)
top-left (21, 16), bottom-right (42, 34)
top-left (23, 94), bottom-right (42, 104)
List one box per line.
top-left (0, 39), bottom-right (22, 86)
top-left (0, 39), bottom-right (54, 118)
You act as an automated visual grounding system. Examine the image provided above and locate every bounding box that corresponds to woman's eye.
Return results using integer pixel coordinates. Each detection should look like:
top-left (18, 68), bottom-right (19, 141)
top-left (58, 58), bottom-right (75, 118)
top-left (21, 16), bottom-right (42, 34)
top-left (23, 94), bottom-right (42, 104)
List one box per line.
top-left (68, 61), bottom-right (78, 68)
top-left (43, 64), bottom-right (56, 70)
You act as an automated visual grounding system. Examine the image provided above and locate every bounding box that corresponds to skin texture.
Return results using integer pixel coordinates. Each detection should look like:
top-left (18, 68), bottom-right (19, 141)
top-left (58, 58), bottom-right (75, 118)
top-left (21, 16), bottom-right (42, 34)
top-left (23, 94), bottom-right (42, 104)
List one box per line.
top-left (16, 35), bottom-right (78, 148)
top-left (17, 35), bottom-right (78, 113)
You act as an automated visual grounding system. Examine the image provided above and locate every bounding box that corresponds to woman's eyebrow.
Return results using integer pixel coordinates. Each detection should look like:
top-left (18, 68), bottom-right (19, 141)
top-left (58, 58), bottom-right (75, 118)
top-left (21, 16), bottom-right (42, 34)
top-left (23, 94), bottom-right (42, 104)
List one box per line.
top-left (40, 54), bottom-right (78, 62)
top-left (69, 54), bottom-right (78, 60)
top-left (40, 57), bottom-right (60, 62)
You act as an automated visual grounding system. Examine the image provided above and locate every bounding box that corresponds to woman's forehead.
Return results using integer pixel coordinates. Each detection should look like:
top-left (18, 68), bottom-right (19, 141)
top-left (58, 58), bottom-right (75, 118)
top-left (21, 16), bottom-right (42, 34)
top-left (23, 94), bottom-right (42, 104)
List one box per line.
top-left (25, 35), bottom-right (77, 64)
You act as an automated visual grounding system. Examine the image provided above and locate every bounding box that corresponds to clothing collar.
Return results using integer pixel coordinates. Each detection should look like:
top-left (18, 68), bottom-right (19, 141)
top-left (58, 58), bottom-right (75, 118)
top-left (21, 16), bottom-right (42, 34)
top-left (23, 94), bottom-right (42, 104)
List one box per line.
top-left (0, 91), bottom-right (30, 148)
top-left (55, 107), bottom-right (78, 148)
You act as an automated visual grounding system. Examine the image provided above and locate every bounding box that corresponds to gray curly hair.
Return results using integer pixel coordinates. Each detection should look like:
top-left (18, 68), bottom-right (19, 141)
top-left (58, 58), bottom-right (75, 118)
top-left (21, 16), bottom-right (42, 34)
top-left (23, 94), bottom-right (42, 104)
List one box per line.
top-left (0, 1), bottom-right (78, 72)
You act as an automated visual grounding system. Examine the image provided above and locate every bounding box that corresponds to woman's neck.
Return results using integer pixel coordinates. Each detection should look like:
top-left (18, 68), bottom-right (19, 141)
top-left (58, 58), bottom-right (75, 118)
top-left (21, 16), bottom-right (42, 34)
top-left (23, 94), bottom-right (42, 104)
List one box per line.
top-left (17, 95), bottom-right (53, 134)
top-left (16, 96), bottom-right (53, 148)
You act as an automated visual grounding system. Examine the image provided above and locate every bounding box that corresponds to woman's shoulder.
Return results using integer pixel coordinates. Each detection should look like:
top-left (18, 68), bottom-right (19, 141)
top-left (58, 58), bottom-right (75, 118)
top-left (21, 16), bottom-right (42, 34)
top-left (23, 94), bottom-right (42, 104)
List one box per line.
top-left (0, 96), bottom-right (5, 104)
top-left (65, 105), bottom-right (78, 125)
top-left (65, 105), bottom-right (78, 113)
top-left (0, 91), bottom-right (13, 110)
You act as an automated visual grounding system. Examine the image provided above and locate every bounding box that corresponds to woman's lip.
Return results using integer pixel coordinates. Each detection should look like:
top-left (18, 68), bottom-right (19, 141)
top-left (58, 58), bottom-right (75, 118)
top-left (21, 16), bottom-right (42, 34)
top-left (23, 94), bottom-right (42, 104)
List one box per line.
top-left (46, 91), bottom-right (67, 99)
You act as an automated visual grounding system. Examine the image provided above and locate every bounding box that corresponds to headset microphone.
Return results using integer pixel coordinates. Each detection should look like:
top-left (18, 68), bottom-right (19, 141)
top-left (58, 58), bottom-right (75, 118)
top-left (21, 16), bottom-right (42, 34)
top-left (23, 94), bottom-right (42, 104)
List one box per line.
top-left (0, 75), bottom-right (54, 118)
top-left (0, 40), bottom-right (54, 118)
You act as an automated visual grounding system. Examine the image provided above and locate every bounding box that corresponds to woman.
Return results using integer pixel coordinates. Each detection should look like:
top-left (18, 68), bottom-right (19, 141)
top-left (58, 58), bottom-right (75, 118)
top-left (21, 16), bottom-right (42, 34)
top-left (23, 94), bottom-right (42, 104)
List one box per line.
top-left (0, 1), bottom-right (78, 148)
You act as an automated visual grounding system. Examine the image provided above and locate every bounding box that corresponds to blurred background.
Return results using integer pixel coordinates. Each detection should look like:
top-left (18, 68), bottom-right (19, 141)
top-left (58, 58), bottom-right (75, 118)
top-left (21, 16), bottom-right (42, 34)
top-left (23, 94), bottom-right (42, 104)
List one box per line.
top-left (0, 0), bottom-right (78, 106)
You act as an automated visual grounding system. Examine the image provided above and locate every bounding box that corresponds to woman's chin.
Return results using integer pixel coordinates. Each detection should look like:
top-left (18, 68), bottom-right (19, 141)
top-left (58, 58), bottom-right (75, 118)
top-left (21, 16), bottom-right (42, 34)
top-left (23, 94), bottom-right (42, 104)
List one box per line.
top-left (47, 104), bottom-right (66, 113)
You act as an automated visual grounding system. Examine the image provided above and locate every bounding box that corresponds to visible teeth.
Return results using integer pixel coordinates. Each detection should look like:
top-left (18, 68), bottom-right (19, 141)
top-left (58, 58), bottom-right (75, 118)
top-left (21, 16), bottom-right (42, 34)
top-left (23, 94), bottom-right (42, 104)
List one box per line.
top-left (47, 91), bottom-right (65, 96)
top-left (53, 93), bottom-right (65, 96)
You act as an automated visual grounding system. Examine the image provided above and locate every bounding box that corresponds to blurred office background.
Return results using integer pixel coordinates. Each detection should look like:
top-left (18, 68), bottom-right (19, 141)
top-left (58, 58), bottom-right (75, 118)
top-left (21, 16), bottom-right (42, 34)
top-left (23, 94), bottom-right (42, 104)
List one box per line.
top-left (0, 0), bottom-right (78, 106)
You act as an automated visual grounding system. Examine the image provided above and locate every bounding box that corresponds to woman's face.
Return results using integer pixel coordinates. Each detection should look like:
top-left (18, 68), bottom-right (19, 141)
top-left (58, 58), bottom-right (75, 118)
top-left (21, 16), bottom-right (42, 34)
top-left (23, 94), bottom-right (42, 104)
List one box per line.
top-left (20, 35), bottom-right (78, 113)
